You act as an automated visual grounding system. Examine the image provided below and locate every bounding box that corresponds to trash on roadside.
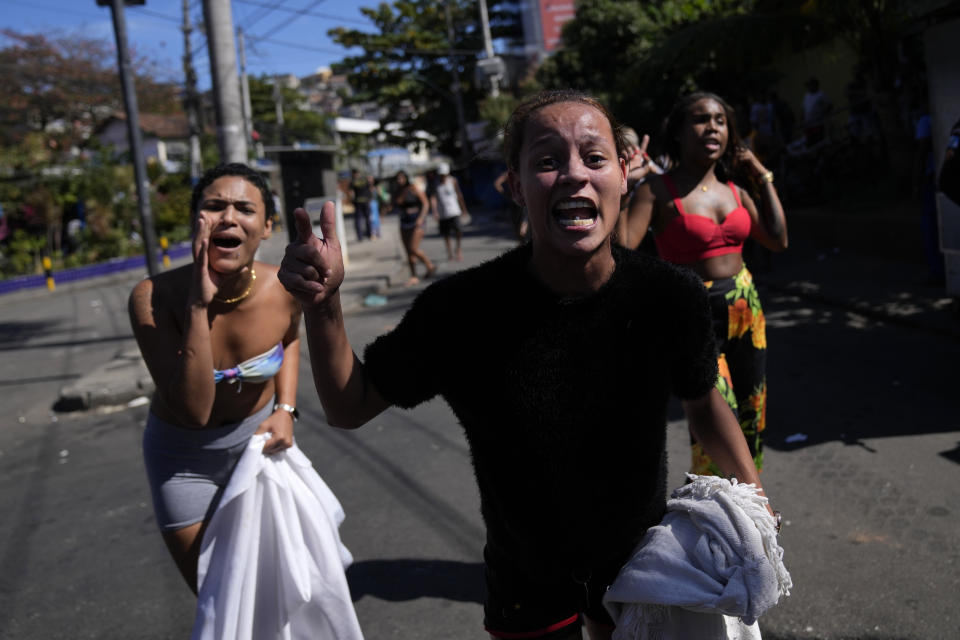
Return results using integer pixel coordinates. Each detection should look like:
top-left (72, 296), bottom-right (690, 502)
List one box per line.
top-left (785, 433), bottom-right (808, 444)
top-left (364, 294), bottom-right (388, 307)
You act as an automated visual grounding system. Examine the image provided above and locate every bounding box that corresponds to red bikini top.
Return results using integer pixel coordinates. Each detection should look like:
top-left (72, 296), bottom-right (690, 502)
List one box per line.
top-left (652, 174), bottom-right (752, 265)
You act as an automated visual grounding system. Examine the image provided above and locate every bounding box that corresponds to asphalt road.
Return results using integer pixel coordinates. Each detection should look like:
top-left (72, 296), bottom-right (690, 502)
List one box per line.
top-left (0, 214), bottom-right (958, 639)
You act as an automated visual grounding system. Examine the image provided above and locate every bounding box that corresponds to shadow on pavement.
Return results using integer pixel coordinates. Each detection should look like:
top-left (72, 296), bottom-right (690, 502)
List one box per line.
top-left (762, 284), bottom-right (960, 458)
top-left (347, 558), bottom-right (484, 604)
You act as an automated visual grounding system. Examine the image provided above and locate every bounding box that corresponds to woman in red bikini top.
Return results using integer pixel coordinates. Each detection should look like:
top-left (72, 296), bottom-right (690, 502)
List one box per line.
top-left (622, 92), bottom-right (788, 479)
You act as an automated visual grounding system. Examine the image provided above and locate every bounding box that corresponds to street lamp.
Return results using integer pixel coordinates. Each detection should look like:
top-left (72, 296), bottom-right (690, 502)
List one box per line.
top-left (95, 0), bottom-right (160, 277)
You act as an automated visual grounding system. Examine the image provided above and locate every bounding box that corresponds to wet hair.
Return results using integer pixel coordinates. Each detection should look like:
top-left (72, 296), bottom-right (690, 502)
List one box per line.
top-left (190, 163), bottom-right (275, 222)
top-left (663, 92), bottom-right (742, 182)
top-left (502, 90), bottom-right (627, 172)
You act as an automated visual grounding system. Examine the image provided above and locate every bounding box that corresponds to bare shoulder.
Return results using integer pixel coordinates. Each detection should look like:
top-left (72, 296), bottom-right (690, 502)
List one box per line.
top-left (734, 182), bottom-right (759, 211)
top-left (255, 262), bottom-right (301, 314)
top-left (129, 265), bottom-right (190, 319)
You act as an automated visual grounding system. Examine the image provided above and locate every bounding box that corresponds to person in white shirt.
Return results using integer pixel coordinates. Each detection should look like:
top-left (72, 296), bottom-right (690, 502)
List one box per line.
top-left (430, 162), bottom-right (470, 261)
top-left (801, 77), bottom-right (832, 146)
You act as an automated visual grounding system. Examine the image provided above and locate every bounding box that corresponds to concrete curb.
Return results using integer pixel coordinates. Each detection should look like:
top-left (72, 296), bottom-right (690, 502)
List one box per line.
top-left (56, 349), bottom-right (155, 411)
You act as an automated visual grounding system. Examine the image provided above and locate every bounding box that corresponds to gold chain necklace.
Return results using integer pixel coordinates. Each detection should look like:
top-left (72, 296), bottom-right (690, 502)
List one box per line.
top-left (214, 268), bottom-right (257, 304)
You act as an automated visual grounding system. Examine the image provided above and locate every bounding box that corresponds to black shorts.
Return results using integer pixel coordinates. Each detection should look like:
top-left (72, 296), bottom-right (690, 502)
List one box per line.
top-left (438, 216), bottom-right (462, 236)
top-left (482, 543), bottom-right (624, 638)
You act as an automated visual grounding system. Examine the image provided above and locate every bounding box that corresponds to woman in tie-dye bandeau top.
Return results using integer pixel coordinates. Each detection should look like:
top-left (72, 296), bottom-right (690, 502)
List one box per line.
top-left (128, 163), bottom-right (302, 595)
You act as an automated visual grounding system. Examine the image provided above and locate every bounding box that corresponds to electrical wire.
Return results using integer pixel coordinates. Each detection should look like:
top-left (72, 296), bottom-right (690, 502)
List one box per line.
top-left (250, 0), bottom-right (327, 42)
top-left (234, 0), bottom-right (369, 27)
top-left (247, 34), bottom-right (481, 57)
top-left (239, 0), bottom-right (290, 32)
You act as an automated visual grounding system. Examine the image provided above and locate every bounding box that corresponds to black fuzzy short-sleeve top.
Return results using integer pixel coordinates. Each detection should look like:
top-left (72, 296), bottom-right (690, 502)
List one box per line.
top-left (364, 243), bottom-right (717, 574)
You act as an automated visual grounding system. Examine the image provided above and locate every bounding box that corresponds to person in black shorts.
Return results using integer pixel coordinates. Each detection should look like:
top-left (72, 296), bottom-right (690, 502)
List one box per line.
top-left (430, 162), bottom-right (469, 261)
top-left (391, 169), bottom-right (435, 285)
top-left (278, 90), bottom-right (775, 640)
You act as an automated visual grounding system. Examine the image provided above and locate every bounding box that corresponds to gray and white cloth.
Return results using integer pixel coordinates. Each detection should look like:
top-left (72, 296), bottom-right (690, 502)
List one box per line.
top-left (191, 433), bottom-right (363, 640)
top-left (603, 474), bottom-right (792, 640)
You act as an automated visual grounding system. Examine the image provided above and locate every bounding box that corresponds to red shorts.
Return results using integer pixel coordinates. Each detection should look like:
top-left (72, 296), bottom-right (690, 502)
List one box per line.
top-left (482, 544), bottom-right (622, 638)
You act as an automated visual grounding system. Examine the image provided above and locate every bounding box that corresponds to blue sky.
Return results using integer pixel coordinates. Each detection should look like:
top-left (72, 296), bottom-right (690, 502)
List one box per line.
top-left (2, 0), bottom-right (372, 88)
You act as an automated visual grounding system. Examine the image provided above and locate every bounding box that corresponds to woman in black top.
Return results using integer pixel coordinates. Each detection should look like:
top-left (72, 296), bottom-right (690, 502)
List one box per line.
top-left (391, 170), bottom-right (435, 286)
top-left (279, 90), bottom-right (775, 640)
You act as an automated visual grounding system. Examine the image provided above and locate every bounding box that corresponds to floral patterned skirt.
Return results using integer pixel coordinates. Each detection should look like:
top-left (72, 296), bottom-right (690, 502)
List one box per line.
top-left (690, 264), bottom-right (767, 476)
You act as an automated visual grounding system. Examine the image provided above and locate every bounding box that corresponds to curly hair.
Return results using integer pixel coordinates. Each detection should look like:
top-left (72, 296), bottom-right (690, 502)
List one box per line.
top-left (189, 163), bottom-right (276, 222)
top-left (663, 92), bottom-right (743, 182)
top-left (502, 90), bottom-right (627, 172)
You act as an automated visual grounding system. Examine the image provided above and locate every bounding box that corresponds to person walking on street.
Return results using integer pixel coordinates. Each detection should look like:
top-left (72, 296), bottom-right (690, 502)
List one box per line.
top-left (391, 170), bottom-right (436, 286)
top-left (277, 89), bottom-right (776, 640)
top-left (621, 92), bottom-right (788, 476)
top-left (801, 77), bottom-right (832, 148)
top-left (349, 169), bottom-right (373, 242)
top-left (430, 162), bottom-right (469, 261)
top-left (128, 163), bottom-right (303, 593)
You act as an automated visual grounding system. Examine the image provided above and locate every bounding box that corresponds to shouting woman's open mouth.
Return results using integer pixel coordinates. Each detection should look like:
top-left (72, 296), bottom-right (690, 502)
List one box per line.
top-left (553, 198), bottom-right (597, 229)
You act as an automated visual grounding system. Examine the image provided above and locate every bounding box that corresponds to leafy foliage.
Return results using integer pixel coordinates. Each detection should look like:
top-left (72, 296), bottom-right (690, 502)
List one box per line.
top-left (329, 0), bottom-right (521, 161)
top-left (248, 75), bottom-right (333, 146)
top-left (0, 29), bottom-right (189, 278)
top-left (0, 29), bottom-right (179, 149)
top-left (535, 0), bottom-right (925, 152)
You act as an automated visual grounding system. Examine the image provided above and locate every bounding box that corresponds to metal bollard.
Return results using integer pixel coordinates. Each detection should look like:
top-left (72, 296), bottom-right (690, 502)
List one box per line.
top-left (160, 236), bottom-right (170, 268)
top-left (43, 255), bottom-right (55, 291)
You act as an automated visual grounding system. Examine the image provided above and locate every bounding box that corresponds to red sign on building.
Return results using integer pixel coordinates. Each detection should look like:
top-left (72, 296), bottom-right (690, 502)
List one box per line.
top-left (538, 0), bottom-right (576, 52)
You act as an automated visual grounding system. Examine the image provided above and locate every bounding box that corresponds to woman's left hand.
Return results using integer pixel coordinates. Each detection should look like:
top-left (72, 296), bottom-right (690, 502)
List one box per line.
top-left (735, 146), bottom-right (768, 177)
top-left (255, 409), bottom-right (295, 454)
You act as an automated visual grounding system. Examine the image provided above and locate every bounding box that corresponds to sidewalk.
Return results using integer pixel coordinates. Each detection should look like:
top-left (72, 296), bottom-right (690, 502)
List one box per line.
top-left (51, 202), bottom-right (959, 411)
top-left (750, 203), bottom-right (959, 340)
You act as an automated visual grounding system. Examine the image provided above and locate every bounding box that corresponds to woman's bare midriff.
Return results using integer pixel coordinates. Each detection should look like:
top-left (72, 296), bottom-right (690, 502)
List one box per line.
top-left (688, 252), bottom-right (743, 281)
top-left (151, 381), bottom-right (275, 429)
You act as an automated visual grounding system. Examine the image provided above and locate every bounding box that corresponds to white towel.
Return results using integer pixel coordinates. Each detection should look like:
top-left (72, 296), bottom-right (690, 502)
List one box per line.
top-left (191, 434), bottom-right (364, 640)
top-left (604, 474), bottom-right (792, 640)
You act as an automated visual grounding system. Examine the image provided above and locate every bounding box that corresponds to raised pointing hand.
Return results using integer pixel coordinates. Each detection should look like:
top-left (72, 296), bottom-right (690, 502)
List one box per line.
top-left (277, 203), bottom-right (345, 307)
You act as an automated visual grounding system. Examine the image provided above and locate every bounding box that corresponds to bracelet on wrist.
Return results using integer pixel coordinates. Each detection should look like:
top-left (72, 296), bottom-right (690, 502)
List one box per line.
top-left (274, 402), bottom-right (299, 422)
top-left (760, 170), bottom-right (774, 184)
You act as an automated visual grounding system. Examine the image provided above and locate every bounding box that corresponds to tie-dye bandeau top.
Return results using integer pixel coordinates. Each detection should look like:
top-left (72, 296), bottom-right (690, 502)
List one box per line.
top-left (213, 342), bottom-right (284, 388)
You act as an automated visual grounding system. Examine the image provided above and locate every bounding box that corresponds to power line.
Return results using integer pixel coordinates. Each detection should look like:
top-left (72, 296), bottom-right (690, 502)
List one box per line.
top-left (246, 34), bottom-right (482, 58)
top-left (238, 0), bottom-right (290, 32)
top-left (251, 0), bottom-right (327, 42)
top-left (234, 0), bottom-right (369, 27)
top-left (5, 0), bottom-right (180, 31)
top-left (128, 6), bottom-right (182, 24)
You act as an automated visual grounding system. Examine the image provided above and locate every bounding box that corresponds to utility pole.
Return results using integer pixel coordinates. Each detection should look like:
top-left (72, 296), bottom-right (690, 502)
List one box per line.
top-left (202, 0), bottom-right (248, 163)
top-left (477, 0), bottom-right (500, 97)
top-left (273, 76), bottom-right (286, 144)
top-left (181, 0), bottom-right (203, 182)
top-left (96, 0), bottom-right (159, 277)
top-left (444, 2), bottom-right (470, 167)
top-left (273, 76), bottom-right (285, 145)
top-left (236, 27), bottom-right (257, 157)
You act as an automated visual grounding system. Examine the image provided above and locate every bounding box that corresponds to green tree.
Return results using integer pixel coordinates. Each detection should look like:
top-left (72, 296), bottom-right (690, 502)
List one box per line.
top-left (248, 75), bottom-right (332, 146)
top-left (0, 29), bottom-right (179, 150)
top-left (0, 30), bottom-right (184, 277)
top-left (536, 0), bottom-right (793, 134)
top-left (329, 0), bottom-right (521, 162)
top-left (537, 0), bottom-right (929, 148)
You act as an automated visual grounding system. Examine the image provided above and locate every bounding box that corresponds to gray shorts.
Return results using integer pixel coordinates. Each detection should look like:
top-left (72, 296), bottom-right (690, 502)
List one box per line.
top-left (142, 401), bottom-right (273, 531)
